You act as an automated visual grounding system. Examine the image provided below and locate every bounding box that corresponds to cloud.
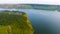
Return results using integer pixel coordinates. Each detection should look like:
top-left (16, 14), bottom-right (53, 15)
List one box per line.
top-left (39, 0), bottom-right (60, 5)
top-left (0, 0), bottom-right (20, 4)
top-left (0, 0), bottom-right (60, 5)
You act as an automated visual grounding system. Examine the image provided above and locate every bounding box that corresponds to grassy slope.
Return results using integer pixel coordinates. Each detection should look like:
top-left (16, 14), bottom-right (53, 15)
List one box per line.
top-left (0, 11), bottom-right (34, 34)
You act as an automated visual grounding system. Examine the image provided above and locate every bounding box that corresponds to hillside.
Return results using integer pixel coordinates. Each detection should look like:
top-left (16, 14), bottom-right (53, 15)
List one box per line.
top-left (0, 4), bottom-right (32, 9)
top-left (0, 4), bottom-right (60, 10)
top-left (0, 11), bottom-right (34, 34)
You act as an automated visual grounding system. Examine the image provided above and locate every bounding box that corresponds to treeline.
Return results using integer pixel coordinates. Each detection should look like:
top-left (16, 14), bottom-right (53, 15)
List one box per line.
top-left (30, 4), bottom-right (58, 10)
top-left (0, 4), bottom-right (60, 10)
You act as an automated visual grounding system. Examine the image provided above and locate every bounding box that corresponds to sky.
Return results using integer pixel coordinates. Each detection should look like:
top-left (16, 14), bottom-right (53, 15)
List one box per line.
top-left (0, 0), bottom-right (60, 5)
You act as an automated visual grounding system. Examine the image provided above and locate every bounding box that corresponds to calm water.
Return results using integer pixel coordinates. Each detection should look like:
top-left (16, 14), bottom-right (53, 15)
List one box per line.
top-left (0, 9), bottom-right (60, 34)
top-left (19, 9), bottom-right (60, 34)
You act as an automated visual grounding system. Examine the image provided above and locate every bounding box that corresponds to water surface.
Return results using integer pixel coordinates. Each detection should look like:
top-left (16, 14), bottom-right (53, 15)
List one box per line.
top-left (0, 9), bottom-right (60, 34)
top-left (19, 9), bottom-right (60, 34)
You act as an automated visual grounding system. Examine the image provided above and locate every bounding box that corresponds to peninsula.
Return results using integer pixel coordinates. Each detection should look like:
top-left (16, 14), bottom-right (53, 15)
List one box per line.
top-left (0, 11), bottom-right (34, 34)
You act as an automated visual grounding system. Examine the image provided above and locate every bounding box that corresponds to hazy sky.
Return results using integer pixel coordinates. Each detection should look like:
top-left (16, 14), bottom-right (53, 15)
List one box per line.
top-left (0, 0), bottom-right (60, 5)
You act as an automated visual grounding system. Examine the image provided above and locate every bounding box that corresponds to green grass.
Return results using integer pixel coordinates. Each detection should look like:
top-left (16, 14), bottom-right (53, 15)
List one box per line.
top-left (0, 26), bottom-right (8, 34)
top-left (0, 11), bottom-right (34, 34)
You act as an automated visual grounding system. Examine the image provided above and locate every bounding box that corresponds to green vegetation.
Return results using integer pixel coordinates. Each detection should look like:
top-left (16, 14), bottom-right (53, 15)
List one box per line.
top-left (0, 11), bottom-right (34, 34)
top-left (31, 4), bottom-right (57, 10)
top-left (34, 6), bottom-right (57, 10)
top-left (0, 4), bottom-right (59, 10)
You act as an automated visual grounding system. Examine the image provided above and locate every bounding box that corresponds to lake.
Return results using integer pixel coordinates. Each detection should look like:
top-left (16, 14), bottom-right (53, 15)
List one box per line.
top-left (0, 9), bottom-right (60, 34)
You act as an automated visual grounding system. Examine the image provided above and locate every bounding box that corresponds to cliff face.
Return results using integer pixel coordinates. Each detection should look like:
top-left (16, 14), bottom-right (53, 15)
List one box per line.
top-left (0, 4), bottom-right (32, 9)
top-left (0, 11), bottom-right (34, 34)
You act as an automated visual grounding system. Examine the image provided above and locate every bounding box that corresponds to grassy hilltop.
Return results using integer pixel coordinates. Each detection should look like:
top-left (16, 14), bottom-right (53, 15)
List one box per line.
top-left (0, 11), bottom-right (34, 34)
